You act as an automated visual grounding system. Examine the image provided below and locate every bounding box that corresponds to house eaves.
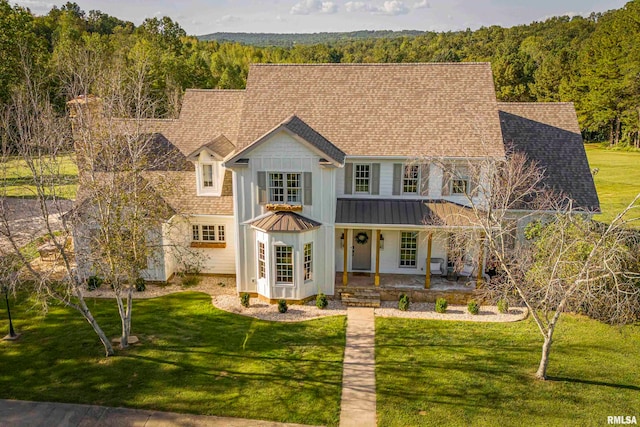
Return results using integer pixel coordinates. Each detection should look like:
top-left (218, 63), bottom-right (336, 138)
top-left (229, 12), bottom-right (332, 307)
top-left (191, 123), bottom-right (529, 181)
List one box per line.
top-left (224, 115), bottom-right (346, 168)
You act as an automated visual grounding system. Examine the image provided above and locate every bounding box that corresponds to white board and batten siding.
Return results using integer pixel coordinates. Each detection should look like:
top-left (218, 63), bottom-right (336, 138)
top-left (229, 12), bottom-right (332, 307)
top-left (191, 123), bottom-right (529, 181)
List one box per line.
top-left (233, 131), bottom-right (337, 297)
top-left (336, 159), bottom-right (488, 206)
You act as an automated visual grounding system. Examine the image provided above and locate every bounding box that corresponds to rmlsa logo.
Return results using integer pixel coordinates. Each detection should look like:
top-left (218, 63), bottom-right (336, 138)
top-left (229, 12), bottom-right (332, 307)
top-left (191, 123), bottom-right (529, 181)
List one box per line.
top-left (608, 416), bottom-right (637, 425)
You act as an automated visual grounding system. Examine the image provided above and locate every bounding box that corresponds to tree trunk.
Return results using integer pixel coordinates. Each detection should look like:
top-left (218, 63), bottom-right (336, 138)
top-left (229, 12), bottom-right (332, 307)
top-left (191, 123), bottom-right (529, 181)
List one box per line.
top-left (77, 293), bottom-right (114, 357)
top-left (536, 333), bottom-right (553, 380)
top-left (116, 294), bottom-right (129, 349)
top-left (125, 287), bottom-right (133, 338)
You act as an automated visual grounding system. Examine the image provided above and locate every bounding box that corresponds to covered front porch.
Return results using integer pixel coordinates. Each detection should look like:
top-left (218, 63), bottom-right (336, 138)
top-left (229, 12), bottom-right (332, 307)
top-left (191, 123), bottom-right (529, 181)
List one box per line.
top-left (336, 272), bottom-right (477, 292)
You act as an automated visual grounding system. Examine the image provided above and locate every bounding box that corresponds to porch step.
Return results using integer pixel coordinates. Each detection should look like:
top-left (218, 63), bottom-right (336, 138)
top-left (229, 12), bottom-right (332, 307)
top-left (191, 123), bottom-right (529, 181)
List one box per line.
top-left (341, 296), bottom-right (381, 308)
top-left (339, 287), bottom-right (381, 308)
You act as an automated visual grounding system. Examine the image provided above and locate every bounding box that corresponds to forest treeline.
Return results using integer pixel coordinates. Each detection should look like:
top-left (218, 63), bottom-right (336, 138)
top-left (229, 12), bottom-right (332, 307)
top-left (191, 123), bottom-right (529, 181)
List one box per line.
top-left (1, 0), bottom-right (639, 147)
top-left (198, 30), bottom-right (426, 47)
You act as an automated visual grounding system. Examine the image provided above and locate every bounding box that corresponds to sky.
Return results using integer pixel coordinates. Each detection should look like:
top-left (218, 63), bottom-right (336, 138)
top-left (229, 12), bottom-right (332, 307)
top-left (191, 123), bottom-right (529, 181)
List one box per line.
top-left (13, 0), bottom-right (629, 35)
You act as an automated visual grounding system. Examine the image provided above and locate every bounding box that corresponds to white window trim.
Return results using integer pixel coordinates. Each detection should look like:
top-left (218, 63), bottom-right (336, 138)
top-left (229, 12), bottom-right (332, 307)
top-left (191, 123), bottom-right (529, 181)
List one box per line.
top-left (354, 163), bottom-right (372, 194)
top-left (196, 159), bottom-right (224, 197)
top-left (274, 245), bottom-right (294, 286)
top-left (192, 224), bottom-right (226, 242)
top-left (303, 242), bottom-right (313, 282)
top-left (451, 177), bottom-right (470, 195)
top-left (257, 241), bottom-right (266, 279)
top-left (268, 172), bottom-right (302, 204)
top-left (402, 165), bottom-right (420, 195)
top-left (399, 231), bottom-right (418, 268)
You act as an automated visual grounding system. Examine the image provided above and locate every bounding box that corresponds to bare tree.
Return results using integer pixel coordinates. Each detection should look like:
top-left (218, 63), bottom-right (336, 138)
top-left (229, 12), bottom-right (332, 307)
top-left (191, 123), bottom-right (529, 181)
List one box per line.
top-left (435, 150), bottom-right (640, 380)
top-left (0, 63), bottom-right (114, 356)
top-left (64, 40), bottom-right (193, 349)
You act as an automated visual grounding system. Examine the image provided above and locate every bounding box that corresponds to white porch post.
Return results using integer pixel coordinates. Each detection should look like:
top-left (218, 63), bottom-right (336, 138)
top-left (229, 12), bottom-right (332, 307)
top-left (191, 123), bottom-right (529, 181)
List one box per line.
top-left (342, 229), bottom-right (349, 286)
top-left (425, 232), bottom-right (432, 289)
top-left (374, 230), bottom-right (381, 287)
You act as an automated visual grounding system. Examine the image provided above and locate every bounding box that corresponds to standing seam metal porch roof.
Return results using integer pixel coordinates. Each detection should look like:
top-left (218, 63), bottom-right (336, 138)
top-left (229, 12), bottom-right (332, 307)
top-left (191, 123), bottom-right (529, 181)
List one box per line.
top-left (249, 211), bottom-right (322, 232)
top-left (336, 199), bottom-right (478, 227)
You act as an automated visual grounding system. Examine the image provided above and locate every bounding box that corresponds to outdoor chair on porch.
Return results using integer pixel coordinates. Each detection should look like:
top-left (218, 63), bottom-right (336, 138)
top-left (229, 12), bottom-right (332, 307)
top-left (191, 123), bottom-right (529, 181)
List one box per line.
top-left (429, 258), bottom-right (445, 276)
top-left (456, 263), bottom-right (475, 281)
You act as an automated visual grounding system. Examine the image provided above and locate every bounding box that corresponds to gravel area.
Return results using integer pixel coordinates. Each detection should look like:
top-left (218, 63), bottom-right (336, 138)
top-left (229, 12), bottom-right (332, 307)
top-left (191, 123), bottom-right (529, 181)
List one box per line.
top-left (213, 294), bottom-right (348, 322)
top-left (83, 275), bottom-right (527, 323)
top-left (376, 301), bottom-right (528, 322)
top-left (0, 199), bottom-right (73, 252)
top-left (83, 275), bottom-right (238, 299)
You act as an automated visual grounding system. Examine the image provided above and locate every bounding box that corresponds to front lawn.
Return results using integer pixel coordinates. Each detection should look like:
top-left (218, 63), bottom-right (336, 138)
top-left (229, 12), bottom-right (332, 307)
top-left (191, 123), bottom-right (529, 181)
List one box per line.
top-left (0, 292), bottom-right (345, 426)
top-left (0, 154), bottom-right (78, 199)
top-left (376, 316), bottom-right (640, 427)
top-left (585, 145), bottom-right (640, 224)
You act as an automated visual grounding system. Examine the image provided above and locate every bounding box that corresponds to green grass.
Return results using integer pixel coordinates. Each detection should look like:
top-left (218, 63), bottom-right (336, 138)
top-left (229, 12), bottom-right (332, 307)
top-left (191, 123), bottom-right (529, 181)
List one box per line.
top-left (585, 145), bottom-right (640, 224)
top-left (376, 316), bottom-right (640, 427)
top-left (0, 292), bottom-right (346, 426)
top-left (1, 154), bottom-right (78, 199)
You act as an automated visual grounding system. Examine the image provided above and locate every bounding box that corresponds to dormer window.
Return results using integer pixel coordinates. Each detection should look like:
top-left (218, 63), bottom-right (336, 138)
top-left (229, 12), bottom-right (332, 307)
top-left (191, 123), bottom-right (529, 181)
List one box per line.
top-left (196, 160), bottom-right (223, 196)
top-left (202, 164), bottom-right (214, 187)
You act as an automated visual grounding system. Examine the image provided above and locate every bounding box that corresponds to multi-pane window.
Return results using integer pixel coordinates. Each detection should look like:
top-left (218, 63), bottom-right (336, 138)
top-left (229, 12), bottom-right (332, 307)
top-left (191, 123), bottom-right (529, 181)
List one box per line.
top-left (403, 165), bottom-right (419, 194)
top-left (399, 232), bottom-right (418, 267)
top-left (202, 225), bottom-right (216, 241)
top-left (192, 224), bottom-right (226, 242)
top-left (275, 246), bottom-right (293, 284)
top-left (452, 178), bottom-right (469, 195)
top-left (269, 172), bottom-right (301, 203)
top-left (354, 164), bottom-right (370, 193)
top-left (303, 242), bottom-right (313, 281)
top-left (202, 164), bottom-right (214, 187)
top-left (257, 242), bottom-right (266, 279)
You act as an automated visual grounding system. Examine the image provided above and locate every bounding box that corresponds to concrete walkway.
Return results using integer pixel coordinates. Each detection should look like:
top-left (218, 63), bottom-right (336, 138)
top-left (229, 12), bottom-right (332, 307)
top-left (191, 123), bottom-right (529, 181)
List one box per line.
top-left (339, 307), bottom-right (376, 427)
top-left (0, 399), bottom-right (318, 427)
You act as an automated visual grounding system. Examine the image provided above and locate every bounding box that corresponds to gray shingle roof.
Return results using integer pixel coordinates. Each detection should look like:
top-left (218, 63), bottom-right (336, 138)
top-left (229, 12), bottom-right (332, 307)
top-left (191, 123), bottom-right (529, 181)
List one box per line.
top-left (498, 103), bottom-right (600, 212)
top-left (186, 134), bottom-right (236, 161)
top-left (237, 63), bottom-right (505, 158)
top-left (249, 211), bottom-right (321, 232)
top-left (336, 199), bottom-right (477, 227)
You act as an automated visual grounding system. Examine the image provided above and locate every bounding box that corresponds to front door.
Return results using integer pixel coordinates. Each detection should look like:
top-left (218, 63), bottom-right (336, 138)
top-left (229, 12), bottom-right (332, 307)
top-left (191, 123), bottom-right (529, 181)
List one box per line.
top-left (352, 229), bottom-right (372, 270)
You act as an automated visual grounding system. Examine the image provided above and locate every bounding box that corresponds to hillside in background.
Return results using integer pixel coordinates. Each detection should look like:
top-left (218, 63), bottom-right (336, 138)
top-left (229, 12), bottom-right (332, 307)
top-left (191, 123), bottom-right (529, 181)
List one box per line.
top-left (198, 30), bottom-right (425, 47)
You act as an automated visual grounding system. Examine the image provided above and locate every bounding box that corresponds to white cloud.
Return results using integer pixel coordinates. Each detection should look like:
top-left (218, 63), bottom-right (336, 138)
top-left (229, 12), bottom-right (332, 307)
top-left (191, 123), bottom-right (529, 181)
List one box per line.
top-left (380, 1), bottom-right (409, 15)
top-left (216, 14), bottom-right (241, 23)
top-left (345, 1), bottom-right (409, 16)
top-left (413, 0), bottom-right (430, 9)
top-left (345, 1), bottom-right (375, 13)
top-left (290, 0), bottom-right (338, 15)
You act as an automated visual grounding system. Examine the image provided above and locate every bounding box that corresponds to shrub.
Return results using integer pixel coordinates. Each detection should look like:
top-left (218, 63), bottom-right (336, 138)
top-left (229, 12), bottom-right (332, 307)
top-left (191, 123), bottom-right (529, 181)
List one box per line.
top-left (181, 274), bottom-right (200, 288)
top-left (316, 293), bottom-right (329, 309)
top-left (278, 299), bottom-right (288, 313)
top-left (467, 299), bottom-right (480, 315)
top-left (87, 275), bottom-right (103, 291)
top-left (135, 278), bottom-right (146, 292)
top-left (497, 298), bottom-right (509, 314)
top-left (435, 297), bottom-right (447, 313)
top-left (398, 293), bottom-right (410, 311)
top-left (240, 293), bottom-right (250, 308)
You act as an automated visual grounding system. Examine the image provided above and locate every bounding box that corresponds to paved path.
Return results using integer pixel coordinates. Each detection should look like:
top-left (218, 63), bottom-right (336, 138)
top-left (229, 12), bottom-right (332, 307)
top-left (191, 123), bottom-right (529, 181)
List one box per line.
top-left (339, 307), bottom-right (376, 427)
top-left (0, 399), bottom-right (318, 427)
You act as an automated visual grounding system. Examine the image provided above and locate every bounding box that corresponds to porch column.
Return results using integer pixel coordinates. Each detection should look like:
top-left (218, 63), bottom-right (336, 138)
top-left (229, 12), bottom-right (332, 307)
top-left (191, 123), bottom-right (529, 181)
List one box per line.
top-left (342, 229), bottom-right (349, 286)
top-left (476, 232), bottom-right (485, 288)
top-left (374, 230), bottom-right (381, 286)
top-left (425, 232), bottom-right (432, 289)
